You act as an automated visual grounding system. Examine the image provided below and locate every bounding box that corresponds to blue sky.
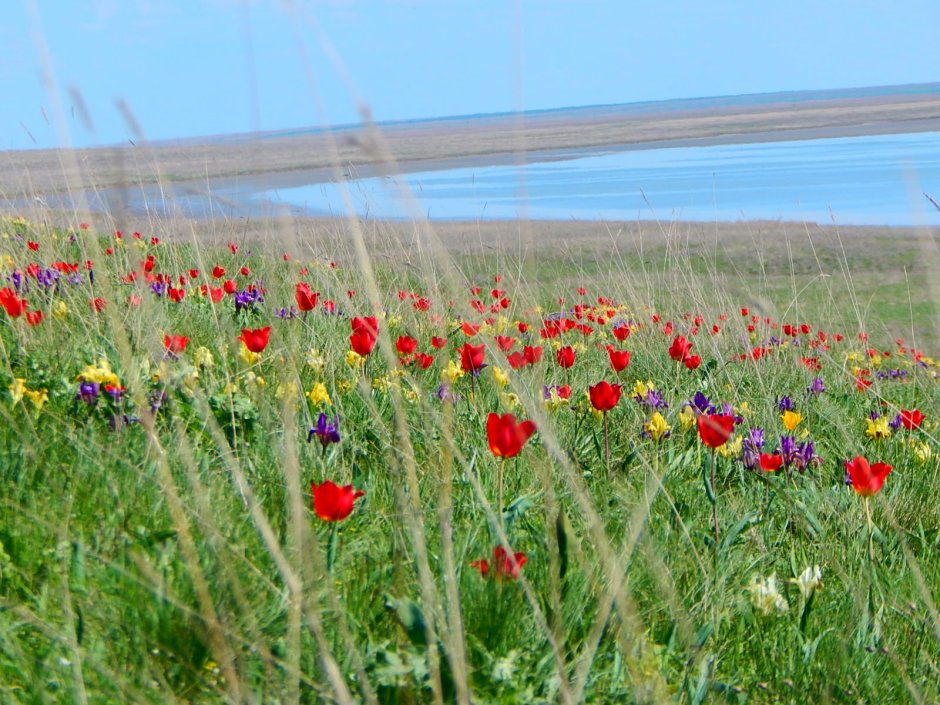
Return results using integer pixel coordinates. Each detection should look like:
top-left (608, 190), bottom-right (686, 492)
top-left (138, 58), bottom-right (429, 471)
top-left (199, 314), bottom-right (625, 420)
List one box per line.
top-left (3, 0), bottom-right (938, 150)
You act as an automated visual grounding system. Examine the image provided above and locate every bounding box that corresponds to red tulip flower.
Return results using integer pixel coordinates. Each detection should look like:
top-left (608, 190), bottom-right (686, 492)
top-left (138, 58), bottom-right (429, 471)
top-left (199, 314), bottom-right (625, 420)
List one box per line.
top-left (606, 345), bottom-right (631, 372)
top-left (295, 283), bottom-right (319, 312)
top-left (351, 316), bottom-right (379, 337)
top-left (164, 334), bottom-right (189, 355)
top-left (759, 453), bottom-right (784, 472)
top-left (506, 351), bottom-right (527, 370)
top-left (523, 345), bottom-right (543, 364)
top-left (589, 381), bottom-right (621, 412)
top-left (311, 481), bottom-right (365, 521)
top-left (431, 336), bottom-right (448, 349)
top-left (460, 342), bottom-right (486, 373)
top-left (696, 414), bottom-right (735, 448)
top-left (612, 324), bottom-right (630, 342)
top-left (899, 409), bottom-right (925, 430)
top-left (495, 335), bottom-right (516, 352)
top-left (669, 335), bottom-right (692, 361)
top-left (556, 346), bottom-right (576, 369)
top-left (486, 412), bottom-right (536, 459)
top-left (683, 354), bottom-right (702, 370)
top-left (471, 546), bottom-right (528, 581)
top-left (350, 330), bottom-right (376, 356)
top-left (238, 326), bottom-right (271, 353)
top-left (396, 335), bottom-right (418, 356)
top-left (845, 456), bottom-right (892, 497)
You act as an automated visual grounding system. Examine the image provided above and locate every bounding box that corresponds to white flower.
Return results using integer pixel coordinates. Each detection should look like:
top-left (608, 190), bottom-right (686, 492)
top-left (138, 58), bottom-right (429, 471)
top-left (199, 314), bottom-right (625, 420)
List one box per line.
top-left (747, 573), bottom-right (789, 615)
top-left (794, 565), bottom-right (823, 601)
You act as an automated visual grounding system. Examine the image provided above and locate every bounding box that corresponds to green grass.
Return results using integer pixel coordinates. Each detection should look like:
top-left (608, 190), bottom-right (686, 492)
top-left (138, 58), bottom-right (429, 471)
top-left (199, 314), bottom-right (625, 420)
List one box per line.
top-left (0, 214), bottom-right (939, 704)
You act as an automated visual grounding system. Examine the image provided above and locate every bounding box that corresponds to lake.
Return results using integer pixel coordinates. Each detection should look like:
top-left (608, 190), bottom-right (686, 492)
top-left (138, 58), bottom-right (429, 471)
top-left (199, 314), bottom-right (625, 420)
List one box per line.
top-left (255, 131), bottom-right (940, 225)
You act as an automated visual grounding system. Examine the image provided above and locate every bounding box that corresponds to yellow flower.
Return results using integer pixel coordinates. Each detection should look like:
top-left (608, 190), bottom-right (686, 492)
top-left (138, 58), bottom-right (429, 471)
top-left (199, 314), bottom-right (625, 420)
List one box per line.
top-left (239, 345), bottom-right (261, 366)
top-left (780, 411), bottom-right (802, 431)
top-left (717, 435), bottom-right (743, 459)
top-left (679, 405), bottom-right (697, 431)
top-left (403, 387), bottom-right (418, 404)
top-left (307, 382), bottom-right (332, 406)
top-left (372, 375), bottom-right (395, 393)
top-left (500, 392), bottom-right (521, 411)
top-left (52, 300), bottom-right (69, 320)
top-left (913, 441), bottom-right (933, 464)
top-left (387, 314), bottom-right (402, 330)
top-left (77, 359), bottom-right (120, 387)
top-left (735, 401), bottom-right (751, 417)
top-left (442, 359), bottom-right (465, 383)
top-left (845, 352), bottom-right (863, 363)
top-left (337, 379), bottom-right (354, 393)
top-left (24, 388), bottom-right (48, 411)
top-left (492, 366), bottom-right (509, 388)
top-left (304, 348), bottom-right (326, 373)
top-left (543, 387), bottom-right (568, 412)
top-left (345, 350), bottom-right (365, 369)
top-left (643, 412), bottom-right (671, 442)
top-left (1, 254), bottom-right (14, 270)
top-left (9, 378), bottom-right (27, 405)
top-left (193, 347), bottom-right (214, 369)
top-left (632, 379), bottom-right (655, 399)
top-left (865, 416), bottom-right (891, 440)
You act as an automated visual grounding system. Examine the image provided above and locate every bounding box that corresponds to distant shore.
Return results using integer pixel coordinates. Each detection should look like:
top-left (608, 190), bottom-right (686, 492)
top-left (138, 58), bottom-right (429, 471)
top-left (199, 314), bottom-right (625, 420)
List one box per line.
top-left (2, 88), bottom-right (940, 203)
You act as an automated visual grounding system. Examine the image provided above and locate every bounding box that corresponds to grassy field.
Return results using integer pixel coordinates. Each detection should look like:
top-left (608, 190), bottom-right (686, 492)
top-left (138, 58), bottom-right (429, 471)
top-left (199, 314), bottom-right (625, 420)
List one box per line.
top-left (0, 210), bottom-right (939, 704)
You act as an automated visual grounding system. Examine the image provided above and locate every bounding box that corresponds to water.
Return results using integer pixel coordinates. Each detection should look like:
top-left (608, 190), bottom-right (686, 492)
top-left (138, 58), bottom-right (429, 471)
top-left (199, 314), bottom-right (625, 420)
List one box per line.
top-left (257, 131), bottom-right (940, 225)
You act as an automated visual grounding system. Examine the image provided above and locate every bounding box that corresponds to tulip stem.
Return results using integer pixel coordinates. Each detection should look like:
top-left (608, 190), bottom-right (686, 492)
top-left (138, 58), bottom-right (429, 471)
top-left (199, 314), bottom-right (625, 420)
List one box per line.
top-left (864, 497), bottom-right (874, 562)
top-left (497, 458), bottom-right (505, 532)
top-left (711, 450), bottom-right (719, 548)
top-left (326, 523), bottom-right (338, 573)
top-left (603, 412), bottom-right (610, 478)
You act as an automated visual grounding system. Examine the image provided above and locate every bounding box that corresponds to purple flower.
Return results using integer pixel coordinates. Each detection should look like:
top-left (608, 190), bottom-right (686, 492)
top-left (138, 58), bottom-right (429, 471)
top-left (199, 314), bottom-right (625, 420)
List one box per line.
top-left (276, 306), bottom-right (298, 319)
top-left (780, 435), bottom-right (797, 466)
top-left (77, 381), bottom-right (100, 405)
top-left (435, 383), bottom-right (459, 403)
top-left (690, 391), bottom-right (714, 415)
top-left (10, 271), bottom-right (23, 291)
top-left (234, 288), bottom-right (264, 313)
top-left (150, 282), bottom-right (166, 297)
top-left (792, 440), bottom-right (819, 472)
top-left (777, 395), bottom-right (795, 412)
top-left (308, 413), bottom-right (340, 449)
top-left (635, 388), bottom-right (668, 409)
top-left (806, 377), bottom-right (826, 395)
top-left (741, 427), bottom-right (765, 470)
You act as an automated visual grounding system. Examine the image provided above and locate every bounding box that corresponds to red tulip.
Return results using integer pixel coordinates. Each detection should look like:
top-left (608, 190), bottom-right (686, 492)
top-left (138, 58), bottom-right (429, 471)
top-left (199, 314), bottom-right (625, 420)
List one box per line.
top-left (430, 336), bottom-right (448, 349)
top-left (238, 326), bottom-right (271, 353)
top-left (669, 335), bottom-right (692, 361)
top-left (414, 352), bottom-right (435, 369)
top-left (899, 409), bottom-right (925, 430)
top-left (212, 265), bottom-right (225, 279)
top-left (697, 414), bottom-right (735, 448)
top-left (486, 412), bottom-right (536, 458)
top-left (556, 346), bottom-right (576, 369)
top-left (506, 351), bottom-right (528, 370)
top-left (759, 453), bottom-right (783, 472)
top-left (845, 456), bottom-right (892, 497)
top-left (495, 335), bottom-right (516, 352)
top-left (350, 330), bottom-right (376, 356)
top-left (683, 354), bottom-right (702, 370)
top-left (471, 546), bottom-right (528, 580)
top-left (612, 324), bottom-right (630, 341)
top-left (164, 334), bottom-right (189, 355)
top-left (460, 342), bottom-right (486, 373)
top-left (606, 345), bottom-right (631, 372)
top-left (589, 381), bottom-right (621, 412)
top-left (295, 283), bottom-right (319, 312)
top-left (396, 335), bottom-right (418, 356)
top-left (351, 316), bottom-right (379, 337)
top-left (523, 345), bottom-right (543, 364)
top-left (311, 480), bottom-right (365, 521)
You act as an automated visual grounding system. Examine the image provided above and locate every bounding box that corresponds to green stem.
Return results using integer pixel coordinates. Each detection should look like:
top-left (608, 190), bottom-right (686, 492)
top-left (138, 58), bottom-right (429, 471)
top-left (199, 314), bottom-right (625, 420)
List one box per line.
top-left (711, 450), bottom-right (719, 548)
top-left (326, 522), bottom-right (338, 573)
top-left (864, 497), bottom-right (875, 562)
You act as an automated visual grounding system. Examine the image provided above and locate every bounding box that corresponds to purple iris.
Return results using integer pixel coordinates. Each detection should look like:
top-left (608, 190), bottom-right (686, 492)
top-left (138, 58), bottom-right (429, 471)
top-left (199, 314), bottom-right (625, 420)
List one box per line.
top-left (690, 391), bottom-right (714, 415)
top-left (234, 288), bottom-right (264, 313)
top-left (806, 377), bottom-right (826, 395)
top-left (276, 306), bottom-right (298, 319)
top-left (780, 435), bottom-right (797, 466)
top-left (777, 396), bottom-right (795, 412)
top-left (741, 427), bottom-right (765, 470)
top-left (635, 388), bottom-right (667, 409)
top-left (151, 282), bottom-right (166, 297)
top-left (435, 383), bottom-right (460, 403)
top-left (77, 381), bottom-right (100, 405)
top-left (308, 413), bottom-right (340, 448)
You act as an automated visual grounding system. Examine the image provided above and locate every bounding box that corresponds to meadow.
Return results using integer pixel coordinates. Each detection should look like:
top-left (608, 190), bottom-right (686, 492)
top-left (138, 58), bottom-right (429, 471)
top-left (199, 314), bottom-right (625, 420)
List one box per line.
top-left (0, 211), bottom-right (939, 704)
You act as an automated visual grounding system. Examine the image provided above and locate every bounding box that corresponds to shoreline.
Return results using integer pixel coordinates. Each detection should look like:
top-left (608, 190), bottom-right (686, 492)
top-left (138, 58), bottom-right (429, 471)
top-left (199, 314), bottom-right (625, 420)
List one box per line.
top-left (2, 90), bottom-right (940, 199)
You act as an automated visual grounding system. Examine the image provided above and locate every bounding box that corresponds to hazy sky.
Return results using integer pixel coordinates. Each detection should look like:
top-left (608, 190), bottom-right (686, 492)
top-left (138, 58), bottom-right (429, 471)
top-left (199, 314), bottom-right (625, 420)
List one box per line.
top-left (3, 0), bottom-right (938, 150)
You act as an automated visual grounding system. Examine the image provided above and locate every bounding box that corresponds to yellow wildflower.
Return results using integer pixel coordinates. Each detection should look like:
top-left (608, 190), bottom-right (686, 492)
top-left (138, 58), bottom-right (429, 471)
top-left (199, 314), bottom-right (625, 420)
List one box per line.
top-left (307, 382), bottom-right (332, 406)
top-left (632, 379), bottom-right (654, 399)
top-left (500, 392), bottom-right (522, 411)
top-left (192, 347), bottom-right (214, 369)
top-left (239, 345), bottom-right (261, 366)
top-left (780, 410), bottom-right (802, 431)
top-left (718, 435), bottom-right (743, 459)
top-left (304, 348), bottom-right (326, 373)
top-left (643, 412), bottom-right (671, 442)
top-left (679, 405), bottom-right (697, 431)
top-left (492, 366), bottom-right (509, 388)
top-left (337, 379), bottom-right (354, 393)
top-left (913, 441), bottom-right (933, 464)
top-left (51, 300), bottom-right (69, 320)
top-left (865, 416), bottom-right (891, 440)
top-left (345, 350), bottom-right (365, 369)
top-left (24, 388), bottom-right (48, 411)
top-left (77, 359), bottom-right (120, 387)
top-left (442, 359), bottom-right (465, 383)
top-left (9, 378), bottom-right (27, 405)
